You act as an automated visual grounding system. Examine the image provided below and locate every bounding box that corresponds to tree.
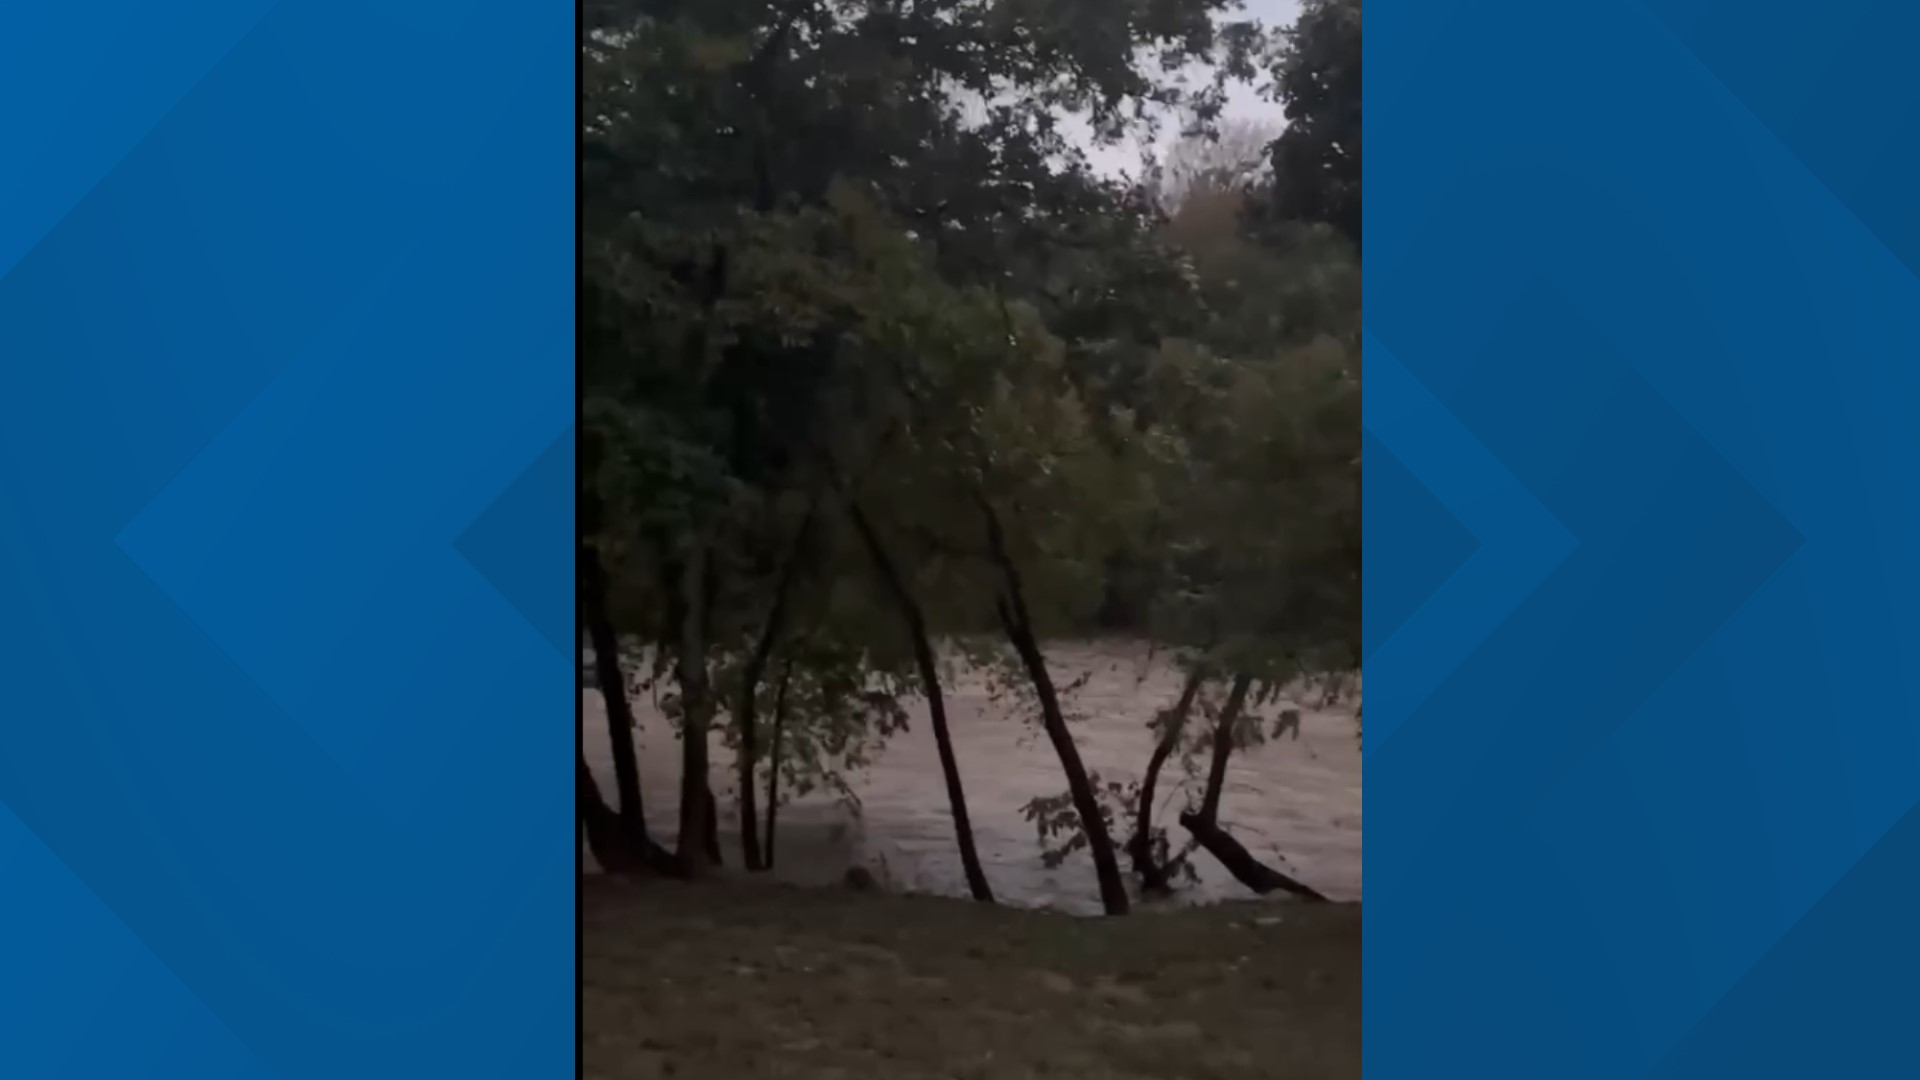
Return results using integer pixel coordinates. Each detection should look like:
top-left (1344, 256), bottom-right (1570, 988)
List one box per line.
top-left (579, 431), bottom-right (673, 874)
top-left (1260, 0), bottom-right (1362, 246)
top-left (720, 627), bottom-right (912, 869)
top-left (1128, 662), bottom-right (1208, 894)
top-left (579, 750), bottom-right (623, 872)
top-left (727, 499), bottom-right (816, 870)
top-left (1148, 330), bottom-right (1357, 899)
top-left (1000, 114), bottom-right (1361, 902)
top-left (1155, 118), bottom-right (1281, 212)
top-left (982, 492), bottom-right (1132, 915)
top-left (847, 502), bottom-right (997, 902)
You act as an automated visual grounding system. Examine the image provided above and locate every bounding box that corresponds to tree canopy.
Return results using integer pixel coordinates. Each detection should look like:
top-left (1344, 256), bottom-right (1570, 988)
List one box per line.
top-left (581, 0), bottom-right (1362, 915)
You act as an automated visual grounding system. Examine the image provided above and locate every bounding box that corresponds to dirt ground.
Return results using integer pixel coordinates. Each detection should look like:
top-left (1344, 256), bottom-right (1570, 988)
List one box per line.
top-left (583, 877), bottom-right (1361, 1080)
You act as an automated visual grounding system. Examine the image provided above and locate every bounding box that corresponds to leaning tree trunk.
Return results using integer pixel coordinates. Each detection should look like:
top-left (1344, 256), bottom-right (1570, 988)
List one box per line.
top-left (762, 659), bottom-right (791, 870)
top-left (1179, 813), bottom-right (1331, 901)
top-left (849, 502), bottom-right (996, 903)
top-left (669, 546), bottom-right (718, 877)
top-left (732, 505), bottom-right (814, 871)
top-left (1179, 671), bottom-right (1330, 902)
top-left (1197, 673), bottom-right (1255, 823)
top-left (579, 751), bottom-right (625, 873)
top-left (1131, 665), bottom-right (1207, 893)
top-left (979, 496), bottom-right (1130, 916)
top-left (580, 538), bottom-right (657, 866)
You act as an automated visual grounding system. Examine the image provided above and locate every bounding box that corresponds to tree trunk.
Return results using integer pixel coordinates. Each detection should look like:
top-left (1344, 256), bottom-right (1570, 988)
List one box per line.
top-left (580, 539), bottom-right (653, 861)
top-left (671, 546), bottom-right (717, 877)
top-left (1132, 738), bottom-right (1179, 895)
top-left (1131, 665), bottom-right (1207, 893)
top-left (735, 701), bottom-right (763, 870)
top-left (762, 659), bottom-right (791, 870)
top-left (978, 496), bottom-right (1130, 916)
top-left (703, 788), bottom-right (723, 867)
top-left (579, 751), bottom-right (624, 872)
top-left (733, 505), bottom-right (815, 871)
top-left (1179, 812), bottom-right (1330, 902)
top-left (1180, 670), bottom-right (1329, 901)
top-left (849, 502), bottom-right (996, 903)
top-left (1199, 672), bottom-right (1255, 823)
top-left (700, 554), bottom-right (724, 868)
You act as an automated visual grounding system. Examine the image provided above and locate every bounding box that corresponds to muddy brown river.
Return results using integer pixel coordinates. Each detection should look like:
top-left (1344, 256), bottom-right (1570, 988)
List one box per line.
top-left (582, 642), bottom-right (1361, 912)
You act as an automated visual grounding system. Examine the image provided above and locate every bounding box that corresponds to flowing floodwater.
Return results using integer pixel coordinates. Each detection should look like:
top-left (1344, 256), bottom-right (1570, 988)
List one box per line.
top-left (582, 641), bottom-right (1361, 913)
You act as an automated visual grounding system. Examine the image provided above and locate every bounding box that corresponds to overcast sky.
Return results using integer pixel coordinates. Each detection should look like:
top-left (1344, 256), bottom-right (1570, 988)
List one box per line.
top-left (1069, 0), bottom-right (1301, 180)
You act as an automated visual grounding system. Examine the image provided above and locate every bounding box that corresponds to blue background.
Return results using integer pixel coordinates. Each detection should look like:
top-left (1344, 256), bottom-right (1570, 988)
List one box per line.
top-left (0, 3), bottom-right (574, 1076)
top-left (1368, 0), bottom-right (1920, 1074)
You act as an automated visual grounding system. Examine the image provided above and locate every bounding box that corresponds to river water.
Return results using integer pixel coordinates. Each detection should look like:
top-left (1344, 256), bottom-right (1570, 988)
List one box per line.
top-left (581, 641), bottom-right (1361, 913)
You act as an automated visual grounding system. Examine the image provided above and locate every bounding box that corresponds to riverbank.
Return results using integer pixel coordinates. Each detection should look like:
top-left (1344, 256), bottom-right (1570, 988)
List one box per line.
top-left (583, 876), bottom-right (1361, 1080)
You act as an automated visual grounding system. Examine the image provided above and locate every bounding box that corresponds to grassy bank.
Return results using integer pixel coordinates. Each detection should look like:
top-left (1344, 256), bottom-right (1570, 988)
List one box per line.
top-left (583, 877), bottom-right (1360, 1079)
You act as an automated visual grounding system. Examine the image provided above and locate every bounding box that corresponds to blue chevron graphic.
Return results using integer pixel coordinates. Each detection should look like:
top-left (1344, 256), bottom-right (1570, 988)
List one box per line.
top-left (0, 1), bottom-right (574, 1076)
top-left (0, 2), bottom-right (275, 281)
top-left (1367, 0), bottom-right (1920, 1075)
top-left (455, 428), bottom-right (576, 659)
top-left (1362, 431), bottom-right (1480, 660)
top-left (1645, 791), bottom-right (1920, 1077)
top-left (1362, 331), bottom-right (1579, 751)
top-left (0, 802), bottom-right (272, 1077)
top-left (1642, 0), bottom-right (1920, 282)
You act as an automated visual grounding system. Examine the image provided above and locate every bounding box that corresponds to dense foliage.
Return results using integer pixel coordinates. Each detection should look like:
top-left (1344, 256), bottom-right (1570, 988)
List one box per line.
top-left (580, 0), bottom-right (1362, 915)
